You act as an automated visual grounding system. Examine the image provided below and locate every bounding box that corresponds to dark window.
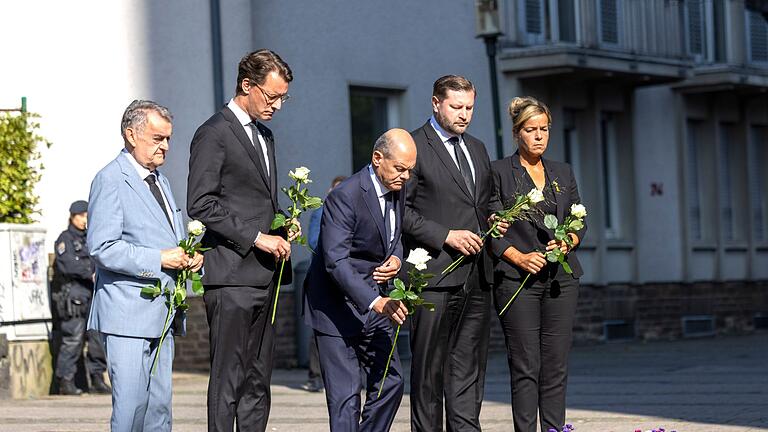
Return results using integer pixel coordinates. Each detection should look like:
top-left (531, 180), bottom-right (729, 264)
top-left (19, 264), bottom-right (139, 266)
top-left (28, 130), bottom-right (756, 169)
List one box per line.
top-left (558, 0), bottom-right (577, 42)
top-left (349, 87), bottom-right (398, 172)
top-left (600, 0), bottom-right (619, 44)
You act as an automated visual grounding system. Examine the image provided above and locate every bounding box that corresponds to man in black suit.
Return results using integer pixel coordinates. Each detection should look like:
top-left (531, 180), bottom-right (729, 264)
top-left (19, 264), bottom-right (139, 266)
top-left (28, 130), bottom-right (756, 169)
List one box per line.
top-left (187, 49), bottom-right (298, 432)
top-left (304, 129), bottom-right (416, 431)
top-left (404, 75), bottom-right (503, 431)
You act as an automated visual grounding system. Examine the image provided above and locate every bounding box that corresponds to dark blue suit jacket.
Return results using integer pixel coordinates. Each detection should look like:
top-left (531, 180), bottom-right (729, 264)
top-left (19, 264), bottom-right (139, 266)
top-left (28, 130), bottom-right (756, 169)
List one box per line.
top-left (304, 166), bottom-right (405, 337)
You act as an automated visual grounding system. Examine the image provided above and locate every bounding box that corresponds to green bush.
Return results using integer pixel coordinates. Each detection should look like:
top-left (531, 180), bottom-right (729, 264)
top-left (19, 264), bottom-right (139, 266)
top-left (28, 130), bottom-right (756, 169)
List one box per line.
top-left (0, 112), bottom-right (51, 223)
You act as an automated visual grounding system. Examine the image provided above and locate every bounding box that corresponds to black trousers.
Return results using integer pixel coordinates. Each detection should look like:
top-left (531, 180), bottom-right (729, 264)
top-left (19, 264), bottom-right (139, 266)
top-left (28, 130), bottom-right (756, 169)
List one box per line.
top-left (410, 266), bottom-right (491, 432)
top-left (308, 332), bottom-right (322, 381)
top-left (494, 275), bottom-right (579, 432)
top-left (315, 312), bottom-right (404, 432)
top-left (55, 316), bottom-right (107, 380)
top-left (204, 284), bottom-right (275, 432)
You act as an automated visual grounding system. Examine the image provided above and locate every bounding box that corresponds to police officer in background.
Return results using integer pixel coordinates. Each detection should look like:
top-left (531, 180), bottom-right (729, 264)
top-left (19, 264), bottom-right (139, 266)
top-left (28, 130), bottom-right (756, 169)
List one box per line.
top-left (51, 200), bottom-right (110, 395)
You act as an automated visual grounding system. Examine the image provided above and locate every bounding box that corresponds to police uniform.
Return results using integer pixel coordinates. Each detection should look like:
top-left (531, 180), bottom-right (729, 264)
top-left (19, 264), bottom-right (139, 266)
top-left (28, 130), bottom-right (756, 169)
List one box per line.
top-left (52, 200), bottom-right (110, 395)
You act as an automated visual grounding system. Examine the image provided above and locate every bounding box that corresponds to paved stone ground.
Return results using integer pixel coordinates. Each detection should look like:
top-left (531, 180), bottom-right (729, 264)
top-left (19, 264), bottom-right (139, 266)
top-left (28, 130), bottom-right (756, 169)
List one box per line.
top-left (0, 333), bottom-right (765, 432)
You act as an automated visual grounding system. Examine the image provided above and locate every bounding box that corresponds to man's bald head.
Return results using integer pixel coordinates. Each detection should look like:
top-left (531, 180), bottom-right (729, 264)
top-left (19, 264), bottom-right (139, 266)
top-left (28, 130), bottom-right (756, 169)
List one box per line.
top-left (371, 128), bottom-right (417, 192)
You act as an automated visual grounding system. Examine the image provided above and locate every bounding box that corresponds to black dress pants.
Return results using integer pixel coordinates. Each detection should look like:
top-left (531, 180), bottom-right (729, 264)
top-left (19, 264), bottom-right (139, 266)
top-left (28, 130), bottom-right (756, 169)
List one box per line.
top-left (204, 284), bottom-right (275, 432)
top-left (55, 315), bottom-right (107, 380)
top-left (410, 266), bottom-right (491, 432)
top-left (494, 275), bottom-right (579, 432)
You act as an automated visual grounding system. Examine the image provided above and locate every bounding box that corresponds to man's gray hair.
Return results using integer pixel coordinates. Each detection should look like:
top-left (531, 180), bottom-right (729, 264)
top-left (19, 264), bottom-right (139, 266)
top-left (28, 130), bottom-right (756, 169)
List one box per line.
top-left (373, 132), bottom-right (393, 157)
top-left (120, 100), bottom-right (173, 139)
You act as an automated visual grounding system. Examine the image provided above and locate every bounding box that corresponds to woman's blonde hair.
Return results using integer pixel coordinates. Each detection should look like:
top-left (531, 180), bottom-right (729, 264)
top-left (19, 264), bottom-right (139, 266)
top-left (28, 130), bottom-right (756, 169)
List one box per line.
top-left (508, 96), bottom-right (552, 134)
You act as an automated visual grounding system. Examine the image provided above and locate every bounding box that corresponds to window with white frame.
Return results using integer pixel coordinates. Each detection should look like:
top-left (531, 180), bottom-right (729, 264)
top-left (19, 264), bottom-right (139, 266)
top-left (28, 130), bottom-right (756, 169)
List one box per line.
top-left (556, 0), bottom-right (579, 43)
top-left (600, 112), bottom-right (621, 239)
top-left (349, 87), bottom-right (402, 172)
top-left (686, 119), bottom-right (717, 244)
top-left (685, 0), bottom-right (706, 60)
top-left (718, 122), bottom-right (748, 243)
top-left (746, 9), bottom-right (768, 64)
top-left (519, 0), bottom-right (546, 44)
top-left (563, 109), bottom-right (582, 187)
top-left (598, 0), bottom-right (620, 46)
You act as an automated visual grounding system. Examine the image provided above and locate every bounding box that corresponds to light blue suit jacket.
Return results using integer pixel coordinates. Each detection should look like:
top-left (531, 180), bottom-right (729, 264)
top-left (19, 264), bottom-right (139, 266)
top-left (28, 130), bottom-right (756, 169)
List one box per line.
top-left (87, 151), bottom-right (186, 338)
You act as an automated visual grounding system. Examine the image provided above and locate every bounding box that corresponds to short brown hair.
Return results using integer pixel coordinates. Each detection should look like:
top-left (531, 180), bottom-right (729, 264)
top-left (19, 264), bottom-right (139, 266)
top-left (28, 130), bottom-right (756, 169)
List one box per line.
top-left (235, 49), bottom-right (293, 95)
top-left (432, 75), bottom-right (475, 100)
top-left (508, 96), bottom-right (552, 134)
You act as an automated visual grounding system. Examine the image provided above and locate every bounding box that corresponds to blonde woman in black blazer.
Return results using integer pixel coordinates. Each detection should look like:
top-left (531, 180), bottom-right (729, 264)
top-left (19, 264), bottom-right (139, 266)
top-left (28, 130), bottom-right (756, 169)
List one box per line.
top-left (490, 96), bottom-right (587, 432)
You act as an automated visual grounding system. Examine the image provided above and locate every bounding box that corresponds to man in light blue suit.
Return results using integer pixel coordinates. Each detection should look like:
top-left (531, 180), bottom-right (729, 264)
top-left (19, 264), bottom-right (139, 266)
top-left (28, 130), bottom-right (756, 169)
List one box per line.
top-left (87, 100), bottom-right (203, 431)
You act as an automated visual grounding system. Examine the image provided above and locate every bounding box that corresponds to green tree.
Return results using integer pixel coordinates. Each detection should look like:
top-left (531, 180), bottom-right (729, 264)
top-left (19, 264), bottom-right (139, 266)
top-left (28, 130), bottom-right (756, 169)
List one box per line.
top-left (0, 112), bottom-right (51, 223)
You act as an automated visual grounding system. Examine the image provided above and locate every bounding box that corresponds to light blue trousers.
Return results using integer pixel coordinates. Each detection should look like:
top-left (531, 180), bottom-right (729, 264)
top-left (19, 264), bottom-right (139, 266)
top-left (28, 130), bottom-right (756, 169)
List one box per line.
top-left (102, 331), bottom-right (174, 432)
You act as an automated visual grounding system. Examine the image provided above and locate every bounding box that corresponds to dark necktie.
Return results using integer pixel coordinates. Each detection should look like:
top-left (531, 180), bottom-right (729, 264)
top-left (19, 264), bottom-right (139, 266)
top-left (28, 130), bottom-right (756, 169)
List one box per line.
top-left (144, 174), bottom-right (173, 228)
top-left (248, 122), bottom-right (270, 182)
top-left (448, 136), bottom-right (475, 198)
top-left (383, 192), bottom-right (394, 250)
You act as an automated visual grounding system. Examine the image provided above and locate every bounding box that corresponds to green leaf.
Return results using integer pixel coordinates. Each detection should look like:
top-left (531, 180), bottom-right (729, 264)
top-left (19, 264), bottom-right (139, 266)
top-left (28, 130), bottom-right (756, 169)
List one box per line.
top-left (569, 219), bottom-right (584, 231)
top-left (544, 214), bottom-right (559, 230)
top-left (422, 301), bottom-right (436, 312)
top-left (191, 273), bottom-right (204, 296)
top-left (271, 213), bottom-right (287, 230)
top-left (177, 303), bottom-right (189, 311)
top-left (140, 283), bottom-right (161, 298)
top-left (560, 257), bottom-right (573, 274)
top-left (389, 289), bottom-right (405, 301)
top-left (393, 278), bottom-right (405, 291)
top-left (546, 250), bottom-right (560, 262)
top-left (304, 196), bottom-right (323, 210)
top-left (405, 291), bottom-right (419, 301)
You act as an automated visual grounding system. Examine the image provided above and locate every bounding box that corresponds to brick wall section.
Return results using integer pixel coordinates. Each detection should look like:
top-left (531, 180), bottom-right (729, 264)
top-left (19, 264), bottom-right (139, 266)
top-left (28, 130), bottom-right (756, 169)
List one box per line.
top-left (573, 281), bottom-right (768, 343)
top-left (173, 290), bottom-right (298, 372)
top-left (175, 282), bottom-right (768, 369)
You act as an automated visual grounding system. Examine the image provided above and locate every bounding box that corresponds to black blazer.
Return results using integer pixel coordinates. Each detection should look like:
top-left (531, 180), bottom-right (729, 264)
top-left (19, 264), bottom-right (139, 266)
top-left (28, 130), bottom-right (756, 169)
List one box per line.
top-left (187, 106), bottom-right (291, 287)
top-left (403, 121), bottom-right (500, 287)
top-left (490, 152), bottom-right (587, 280)
top-left (304, 167), bottom-right (405, 337)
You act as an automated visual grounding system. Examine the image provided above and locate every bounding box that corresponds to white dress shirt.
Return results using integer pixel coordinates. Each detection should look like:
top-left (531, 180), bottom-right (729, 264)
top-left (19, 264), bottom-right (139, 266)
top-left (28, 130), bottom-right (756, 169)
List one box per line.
top-left (368, 165), bottom-right (396, 244)
top-left (227, 99), bottom-right (270, 177)
top-left (122, 149), bottom-right (174, 227)
top-left (367, 164), bottom-right (397, 311)
top-left (227, 99), bottom-right (271, 245)
top-left (429, 115), bottom-right (476, 181)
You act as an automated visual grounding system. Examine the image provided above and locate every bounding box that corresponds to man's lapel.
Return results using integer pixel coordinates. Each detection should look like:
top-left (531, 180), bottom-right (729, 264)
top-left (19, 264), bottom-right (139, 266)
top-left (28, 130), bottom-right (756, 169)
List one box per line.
top-left (157, 171), bottom-right (185, 242)
top-left (222, 107), bottom-right (272, 193)
top-left (257, 122), bottom-right (279, 211)
top-left (421, 122), bottom-right (473, 201)
top-left (360, 172), bottom-right (388, 252)
top-left (116, 154), bottom-right (176, 239)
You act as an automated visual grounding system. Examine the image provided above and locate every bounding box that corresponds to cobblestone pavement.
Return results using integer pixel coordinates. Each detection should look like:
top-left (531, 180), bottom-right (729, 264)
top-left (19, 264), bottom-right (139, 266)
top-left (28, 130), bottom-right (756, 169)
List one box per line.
top-left (0, 333), bottom-right (765, 431)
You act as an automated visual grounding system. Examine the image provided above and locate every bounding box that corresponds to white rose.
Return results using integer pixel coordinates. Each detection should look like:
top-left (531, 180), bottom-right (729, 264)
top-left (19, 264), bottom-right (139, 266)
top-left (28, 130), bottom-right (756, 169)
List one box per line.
top-left (289, 166), bottom-right (311, 182)
top-left (187, 220), bottom-right (205, 236)
top-left (406, 248), bottom-right (431, 271)
top-left (570, 203), bottom-right (587, 219)
top-left (526, 188), bottom-right (544, 204)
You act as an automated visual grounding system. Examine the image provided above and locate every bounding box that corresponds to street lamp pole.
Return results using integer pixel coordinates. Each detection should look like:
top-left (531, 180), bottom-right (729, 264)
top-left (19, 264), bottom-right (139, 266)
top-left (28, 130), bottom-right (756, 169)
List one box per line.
top-left (483, 35), bottom-right (503, 160)
top-left (474, 0), bottom-right (504, 160)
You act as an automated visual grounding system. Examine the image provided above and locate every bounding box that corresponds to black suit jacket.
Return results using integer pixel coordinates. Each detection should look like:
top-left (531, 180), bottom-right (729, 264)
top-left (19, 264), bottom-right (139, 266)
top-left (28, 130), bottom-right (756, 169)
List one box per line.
top-left (403, 121), bottom-right (499, 287)
top-left (187, 106), bottom-right (291, 287)
top-left (304, 167), bottom-right (405, 337)
top-left (489, 152), bottom-right (587, 280)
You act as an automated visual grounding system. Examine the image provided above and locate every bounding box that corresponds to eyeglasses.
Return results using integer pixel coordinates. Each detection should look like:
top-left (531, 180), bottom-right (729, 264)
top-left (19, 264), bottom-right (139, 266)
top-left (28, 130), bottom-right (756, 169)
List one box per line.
top-left (253, 82), bottom-right (290, 106)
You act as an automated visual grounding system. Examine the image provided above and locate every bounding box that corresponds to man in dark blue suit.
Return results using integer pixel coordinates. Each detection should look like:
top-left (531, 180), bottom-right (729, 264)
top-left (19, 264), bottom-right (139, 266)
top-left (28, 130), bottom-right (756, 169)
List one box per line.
top-left (304, 129), bottom-right (417, 431)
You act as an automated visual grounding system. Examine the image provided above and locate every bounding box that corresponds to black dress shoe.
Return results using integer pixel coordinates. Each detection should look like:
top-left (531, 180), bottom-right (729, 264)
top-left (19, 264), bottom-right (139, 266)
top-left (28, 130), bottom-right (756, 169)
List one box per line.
top-left (59, 378), bottom-right (83, 396)
top-left (300, 378), bottom-right (323, 393)
top-left (90, 374), bottom-right (112, 394)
